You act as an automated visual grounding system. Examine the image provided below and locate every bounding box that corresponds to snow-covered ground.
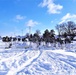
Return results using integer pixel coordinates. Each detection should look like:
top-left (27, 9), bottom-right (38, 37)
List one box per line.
top-left (0, 40), bottom-right (76, 75)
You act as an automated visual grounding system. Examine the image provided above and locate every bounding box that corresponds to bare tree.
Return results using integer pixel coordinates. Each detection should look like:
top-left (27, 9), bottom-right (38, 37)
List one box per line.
top-left (67, 21), bottom-right (76, 35)
top-left (56, 21), bottom-right (76, 36)
top-left (56, 24), bottom-right (62, 36)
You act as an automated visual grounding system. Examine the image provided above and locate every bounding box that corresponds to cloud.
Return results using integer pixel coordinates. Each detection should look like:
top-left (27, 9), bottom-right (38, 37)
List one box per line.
top-left (26, 20), bottom-right (39, 27)
top-left (39, 0), bottom-right (63, 14)
top-left (59, 13), bottom-right (76, 24)
top-left (14, 15), bottom-right (25, 22)
top-left (16, 15), bottom-right (25, 20)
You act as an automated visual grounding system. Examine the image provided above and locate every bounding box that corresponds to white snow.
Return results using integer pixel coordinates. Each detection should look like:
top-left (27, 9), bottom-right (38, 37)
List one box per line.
top-left (50, 50), bottom-right (76, 58)
top-left (0, 40), bottom-right (76, 75)
top-left (6, 50), bottom-right (40, 75)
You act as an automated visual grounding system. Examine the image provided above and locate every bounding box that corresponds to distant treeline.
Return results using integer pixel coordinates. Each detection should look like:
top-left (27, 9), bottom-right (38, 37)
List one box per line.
top-left (1, 21), bottom-right (76, 44)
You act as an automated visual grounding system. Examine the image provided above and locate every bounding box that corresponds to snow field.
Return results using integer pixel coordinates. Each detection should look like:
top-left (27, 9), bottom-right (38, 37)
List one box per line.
top-left (0, 40), bottom-right (76, 75)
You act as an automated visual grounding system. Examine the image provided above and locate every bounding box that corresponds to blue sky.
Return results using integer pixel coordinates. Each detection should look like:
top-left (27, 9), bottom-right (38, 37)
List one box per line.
top-left (0, 0), bottom-right (76, 36)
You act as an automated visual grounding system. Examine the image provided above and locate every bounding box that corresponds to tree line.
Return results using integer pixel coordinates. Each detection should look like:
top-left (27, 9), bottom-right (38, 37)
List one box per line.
top-left (56, 21), bottom-right (76, 36)
top-left (2, 21), bottom-right (76, 45)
